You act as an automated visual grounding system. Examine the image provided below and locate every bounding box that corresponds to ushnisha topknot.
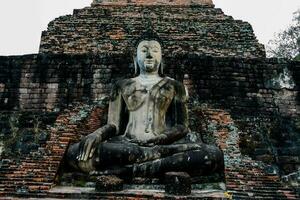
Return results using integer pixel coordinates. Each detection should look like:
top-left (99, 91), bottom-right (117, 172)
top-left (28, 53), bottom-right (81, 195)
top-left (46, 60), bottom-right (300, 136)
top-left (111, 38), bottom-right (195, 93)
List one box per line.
top-left (134, 23), bottom-right (164, 48)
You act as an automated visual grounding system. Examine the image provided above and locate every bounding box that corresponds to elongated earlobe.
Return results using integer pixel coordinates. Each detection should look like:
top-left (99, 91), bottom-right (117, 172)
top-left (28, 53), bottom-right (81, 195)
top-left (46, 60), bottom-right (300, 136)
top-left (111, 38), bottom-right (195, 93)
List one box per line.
top-left (133, 56), bottom-right (138, 75)
top-left (160, 61), bottom-right (164, 75)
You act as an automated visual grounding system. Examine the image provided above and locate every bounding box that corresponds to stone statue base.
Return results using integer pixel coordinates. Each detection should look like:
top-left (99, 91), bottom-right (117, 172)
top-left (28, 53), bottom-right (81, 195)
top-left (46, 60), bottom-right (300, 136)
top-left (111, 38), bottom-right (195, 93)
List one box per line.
top-left (56, 171), bottom-right (226, 199)
top-left (92, 0), bottom-right (213, 6)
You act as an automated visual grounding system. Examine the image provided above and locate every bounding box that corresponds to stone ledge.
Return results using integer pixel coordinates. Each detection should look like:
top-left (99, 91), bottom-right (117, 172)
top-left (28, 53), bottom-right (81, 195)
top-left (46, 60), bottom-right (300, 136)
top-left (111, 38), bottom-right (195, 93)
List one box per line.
top-left (92, 0), bottom-right (213, 6)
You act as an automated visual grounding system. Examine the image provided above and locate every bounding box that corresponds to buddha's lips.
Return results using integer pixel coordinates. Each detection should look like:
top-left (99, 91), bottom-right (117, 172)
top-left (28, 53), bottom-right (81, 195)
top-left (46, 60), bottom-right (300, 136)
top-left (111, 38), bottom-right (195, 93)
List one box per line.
top-left (145, 59), bottom-right (154, 64)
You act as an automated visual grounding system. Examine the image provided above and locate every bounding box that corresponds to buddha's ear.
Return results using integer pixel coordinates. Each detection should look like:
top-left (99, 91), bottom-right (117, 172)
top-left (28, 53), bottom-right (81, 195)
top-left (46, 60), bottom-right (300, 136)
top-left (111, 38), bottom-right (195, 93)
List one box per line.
top-left (159, 60), bottom-right (164, 76)
top-left (133, 56), bottom-right (138, 76)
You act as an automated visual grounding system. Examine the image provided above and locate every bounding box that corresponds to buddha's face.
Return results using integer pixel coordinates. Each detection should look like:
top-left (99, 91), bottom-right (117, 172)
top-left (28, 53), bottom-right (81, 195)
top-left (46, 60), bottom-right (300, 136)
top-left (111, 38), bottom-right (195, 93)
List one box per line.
top-left (137, 40), bottom-right (162, 74)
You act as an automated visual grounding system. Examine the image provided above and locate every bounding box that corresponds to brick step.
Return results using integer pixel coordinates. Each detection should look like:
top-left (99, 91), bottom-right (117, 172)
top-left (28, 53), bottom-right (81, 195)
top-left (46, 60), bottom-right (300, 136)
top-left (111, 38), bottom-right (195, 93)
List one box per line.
top-left (19, 163), bottom-right (59, 168)
top-left (19, 159), bottom-right (61, 164)
top-left (230, 190), bottom-right (297, 199)
top-left (27, 185), bottom-right (53, 191)
top-left (225, 170), bottom-right (266, 174)
top-left (0, 186), bottom-right (51, 193)
top-left (3, 172), bottom-right (57, 178)
top-left (58, 133), bottom-right (77, 138)
top-left (0, 185), bottom-right (29, 191)
top-left (5, 167), bottom-right (57, 173)
top-left (232, 193), bottom-right (298, 200)
top-left (0, 181), bottom-right (53, 187)
top-left (0, 177), bottom-right (53, 182)
top-left (0, 168), bottom-right (17, 173)
top-left (0, 173), bottom-right (56, 179)
top-left (0, 163), bottom-right (18, 167)
top-left (10, 165), bottom-right (59, 171)
top-left (233, 194), bottom-right (299, 200)
top-left (1, 171), bottom-right (57, 178)
top-left (231, 188), bottom-right (297, 195)
top-left (226, 170), bottom-right (275, 175)
top-left (0, 163), bottom-right (15, 168)
top-left (225, 177), bottom-right (280, 183)
top-left (225, 169), bottom-right (267, 173)
top-left (18, 163), bottom-right (59, 168)
top-left (0, 188), bottom-right (15, 192)
top-left (16, 165), bottom-right (59, 170)
top-left (0, 192), bottom-right (48, 199)
top-left (227, 183), bottom-right (284, 189)
top-left (58, 137), bottom-right (71, 142)
top-left (47, 148), bottom-right (68, 153)
top-left (240, 186), bottom-right (294, 192)
top-left (2, 173), bottom-right (56, 180)
top-left (226, 181), bottom-right (281, 187)
top-left (0, 159), bottom-right (16, 163)
top-left (22, 156), bottom-right (63, 161)
top-left (45, 144), bottom-right (63, 148)
top-left (5, 160), bottom-right (60, 167)
top-left (226, 166), bottom-right (265, 170)
top-left (232, 195), bottom-right (282, 200)
top-left (226, 177), bottom-right (280, 182)
top-left (46, 141), bottom-right (69, 146)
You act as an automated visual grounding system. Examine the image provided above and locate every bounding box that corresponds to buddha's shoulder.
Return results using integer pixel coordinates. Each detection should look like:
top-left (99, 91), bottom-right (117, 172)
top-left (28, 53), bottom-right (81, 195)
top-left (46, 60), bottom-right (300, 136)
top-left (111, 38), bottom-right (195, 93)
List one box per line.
top-left (164, 77), bottom-right (185, 90)
top-left (114, 78), bottom-right (136, 88)
top-left (114, 76), bottom-right (184, 89)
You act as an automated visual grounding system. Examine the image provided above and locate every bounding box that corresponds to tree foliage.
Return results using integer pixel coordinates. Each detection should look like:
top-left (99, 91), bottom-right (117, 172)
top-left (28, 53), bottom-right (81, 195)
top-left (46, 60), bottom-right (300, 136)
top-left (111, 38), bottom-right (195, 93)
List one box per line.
top-left (267, 9), bottom-right (300, 60)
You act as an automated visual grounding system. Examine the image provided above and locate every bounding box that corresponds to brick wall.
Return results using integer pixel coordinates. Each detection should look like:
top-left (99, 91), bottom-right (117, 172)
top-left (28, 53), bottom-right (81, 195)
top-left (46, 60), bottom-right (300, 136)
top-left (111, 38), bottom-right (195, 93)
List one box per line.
top-left (0, 54), bottom-right (299, 174)
top-left (1, 54), bottom-right (298, 114)
top-left (39, 4), bottom-right (265, 58)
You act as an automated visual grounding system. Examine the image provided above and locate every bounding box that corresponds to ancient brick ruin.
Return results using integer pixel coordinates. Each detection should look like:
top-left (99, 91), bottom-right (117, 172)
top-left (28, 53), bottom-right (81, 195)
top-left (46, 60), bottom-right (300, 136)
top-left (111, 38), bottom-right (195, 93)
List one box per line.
top-left (0, 0), bottom-right (299, 199)
top-left (39, 0), bottom-right (265, 57)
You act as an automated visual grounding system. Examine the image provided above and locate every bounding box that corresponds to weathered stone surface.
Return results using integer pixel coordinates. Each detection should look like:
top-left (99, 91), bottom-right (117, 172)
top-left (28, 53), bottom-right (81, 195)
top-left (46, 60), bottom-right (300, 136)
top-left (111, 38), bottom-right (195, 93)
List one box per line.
top-left (165, 172), bottom-right (191, 195)
top-left (203, 109), bottom-right (299, 199)
top-left (0, 104), bottom-right (299, 199)
top-left (0, 103), bottom-right (107, 196)
top-left (0, 2), bottom-right (299, 198)
top-left (95, 175), bottom-right (124, 192)
top-left (0, 54), bottom-right (299, 175)
top-left (92, 0), bottom-right (213, 5)
top-left (39, 4), bottom-right (264, 58)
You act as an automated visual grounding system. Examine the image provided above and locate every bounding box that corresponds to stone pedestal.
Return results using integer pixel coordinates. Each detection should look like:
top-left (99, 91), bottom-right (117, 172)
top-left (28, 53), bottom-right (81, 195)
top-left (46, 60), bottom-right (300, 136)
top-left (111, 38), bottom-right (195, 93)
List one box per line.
top-left (95, 175), bottom-right (124, 192)
top-left (164, 172), bottom-right (191, 195)
top-left (92, 0), bottom-right (213, 5)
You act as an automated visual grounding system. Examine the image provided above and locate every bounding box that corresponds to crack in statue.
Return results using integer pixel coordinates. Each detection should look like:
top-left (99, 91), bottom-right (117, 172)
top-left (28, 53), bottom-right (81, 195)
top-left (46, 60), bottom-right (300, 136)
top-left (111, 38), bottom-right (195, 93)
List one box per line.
top-left (66, 30), bottom-right (224, 177)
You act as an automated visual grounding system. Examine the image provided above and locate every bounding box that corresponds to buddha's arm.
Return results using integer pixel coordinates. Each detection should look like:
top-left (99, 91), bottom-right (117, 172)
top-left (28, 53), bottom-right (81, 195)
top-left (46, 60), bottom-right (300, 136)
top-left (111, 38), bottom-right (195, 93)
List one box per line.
top-left (78, 82), bottom-right (122, 161)
top-left (107, 82), bottom-right (123, 135)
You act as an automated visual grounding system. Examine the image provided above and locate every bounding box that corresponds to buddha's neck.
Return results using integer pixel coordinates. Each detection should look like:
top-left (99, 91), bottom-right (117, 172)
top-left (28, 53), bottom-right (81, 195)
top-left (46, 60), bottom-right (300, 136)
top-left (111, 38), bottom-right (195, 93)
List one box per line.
top-left (138, 73), bottom-right (161, 80)
top-left (137, 73), bottom-right (162, 88)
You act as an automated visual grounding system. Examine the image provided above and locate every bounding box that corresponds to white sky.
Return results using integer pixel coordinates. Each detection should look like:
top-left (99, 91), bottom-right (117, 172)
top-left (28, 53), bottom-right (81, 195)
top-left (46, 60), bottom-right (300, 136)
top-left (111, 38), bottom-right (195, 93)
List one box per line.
top-left (0, 0), bottom-right (299, 55)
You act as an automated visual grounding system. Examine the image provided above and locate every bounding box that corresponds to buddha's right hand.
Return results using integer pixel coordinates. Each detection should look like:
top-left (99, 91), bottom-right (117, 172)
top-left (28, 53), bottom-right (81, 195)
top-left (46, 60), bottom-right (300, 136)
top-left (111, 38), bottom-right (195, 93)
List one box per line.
top-left (77, 133), bottom-right (101, 161)
top-left (77, 124), bottom-right (117, 161)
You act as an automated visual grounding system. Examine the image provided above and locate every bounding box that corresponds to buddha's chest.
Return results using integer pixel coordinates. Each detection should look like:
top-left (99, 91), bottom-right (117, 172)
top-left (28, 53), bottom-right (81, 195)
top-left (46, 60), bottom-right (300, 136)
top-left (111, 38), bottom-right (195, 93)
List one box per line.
top-left (121, 80), bottom-right (175, 111)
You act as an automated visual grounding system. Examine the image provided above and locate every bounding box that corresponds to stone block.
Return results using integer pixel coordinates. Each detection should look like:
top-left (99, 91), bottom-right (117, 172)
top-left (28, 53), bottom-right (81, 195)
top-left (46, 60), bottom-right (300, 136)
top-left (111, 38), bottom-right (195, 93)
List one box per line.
top-left (95, 175), bottom-right (123, 192)
top-left (165, 172), bottom-right (191, 195)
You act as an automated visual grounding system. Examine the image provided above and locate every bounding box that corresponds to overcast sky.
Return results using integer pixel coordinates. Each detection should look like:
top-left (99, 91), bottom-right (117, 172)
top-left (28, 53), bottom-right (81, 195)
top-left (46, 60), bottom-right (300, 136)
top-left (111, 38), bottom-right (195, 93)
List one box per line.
top-left (0, 0), bottom-right (299, 55)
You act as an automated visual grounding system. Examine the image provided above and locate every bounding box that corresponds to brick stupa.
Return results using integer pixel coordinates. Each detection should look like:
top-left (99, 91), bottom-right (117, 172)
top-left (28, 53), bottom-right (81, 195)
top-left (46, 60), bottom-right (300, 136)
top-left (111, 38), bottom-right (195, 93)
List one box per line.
top-left (1, 0), bottom-right (299, 199)
top-left (40, 0), bottom-right (265, 57)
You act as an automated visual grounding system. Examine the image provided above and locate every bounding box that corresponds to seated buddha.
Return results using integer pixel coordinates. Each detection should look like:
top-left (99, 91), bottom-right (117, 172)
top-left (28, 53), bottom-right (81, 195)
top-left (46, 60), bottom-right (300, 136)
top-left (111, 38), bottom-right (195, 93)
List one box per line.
top-left (66, 31), bottom-right (224, 177)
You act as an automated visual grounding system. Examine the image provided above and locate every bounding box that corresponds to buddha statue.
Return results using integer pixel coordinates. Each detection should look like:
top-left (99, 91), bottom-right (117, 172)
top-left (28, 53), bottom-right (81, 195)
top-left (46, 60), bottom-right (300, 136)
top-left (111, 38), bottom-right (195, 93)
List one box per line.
top-left (66, 31), bottom-right (223, 177)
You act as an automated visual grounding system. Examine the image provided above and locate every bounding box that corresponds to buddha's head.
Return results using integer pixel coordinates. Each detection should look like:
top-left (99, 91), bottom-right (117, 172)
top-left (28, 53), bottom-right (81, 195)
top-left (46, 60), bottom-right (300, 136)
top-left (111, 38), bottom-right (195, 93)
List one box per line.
top-left (134, 29), bottom-right (163, 76)
top-left (137, 40), bottom-right (162, 75)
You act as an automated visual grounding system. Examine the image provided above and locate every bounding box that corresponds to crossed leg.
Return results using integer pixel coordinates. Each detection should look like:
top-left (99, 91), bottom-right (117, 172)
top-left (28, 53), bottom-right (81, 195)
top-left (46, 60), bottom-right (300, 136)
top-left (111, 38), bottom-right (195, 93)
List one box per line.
top-left (66, 140), bottom-right (223, 176)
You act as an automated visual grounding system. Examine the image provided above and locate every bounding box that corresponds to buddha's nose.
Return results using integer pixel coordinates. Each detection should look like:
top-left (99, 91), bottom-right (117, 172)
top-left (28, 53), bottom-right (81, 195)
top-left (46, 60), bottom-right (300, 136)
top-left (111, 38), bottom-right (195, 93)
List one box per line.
top-left (146, 51), bottom-right (152, 58)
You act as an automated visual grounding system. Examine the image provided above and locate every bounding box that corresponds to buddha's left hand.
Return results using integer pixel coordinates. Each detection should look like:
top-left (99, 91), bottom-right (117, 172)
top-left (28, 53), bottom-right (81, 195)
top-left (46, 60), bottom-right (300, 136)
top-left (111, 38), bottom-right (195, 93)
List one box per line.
top-left (128, 138), bottom-right (153, 146)
top-left (145, 134), bottom-right (168, 145)
top-left (128, 134), bottom-right (168, 146)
